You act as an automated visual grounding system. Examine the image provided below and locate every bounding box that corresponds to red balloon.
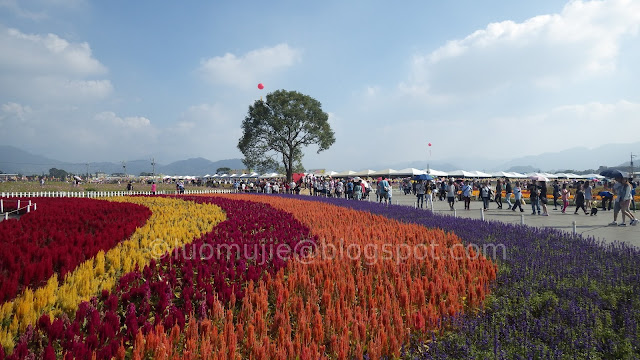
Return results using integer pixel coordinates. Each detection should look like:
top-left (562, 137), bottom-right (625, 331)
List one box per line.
top-left (258, 83), bottom-right (264, 90)
top-left (428, 143), bottom-right (432, 146)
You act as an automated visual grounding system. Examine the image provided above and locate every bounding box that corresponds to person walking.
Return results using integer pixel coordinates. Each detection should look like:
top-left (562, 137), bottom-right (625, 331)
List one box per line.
top-left (574, 183), bottom-right (588, 215)
top-left (609, 178), bottom-right (624, 225)
top-left (353, 178), bottom-right (363, 200)
top-left (379, 178), bottom-right (392, 205)
top-left (495, 179), bottom-right (503, 209)
top-left (505, 178), bottom-right (513, 209)
top-left (539, 181), bottom-right (549, 216)
top-left (584, 181), bottom-right (593, 211)
top-left (528, 182), bottom-right (541, 215)
top-left (425, 181), bottom-right (434, 209)
top-left (336, 180), bottom-right (344, 198)
top-left (618, 177), bottom-right (638, 226)
top-left (561, 183), bottom-right (570, 213)
top-left (481, 181), bottom-right (491, 210)
top-left (511, 181), bottom-right (524, 212)
top-left (552, 180), bottom-right (561, 210)
top-left (462, 181), bottom-right (473, 210)
top-left (416, 180), bottom-right (425, 208)
top-left (630, 179), bottom-right (637, 213)
top-left (446, 179), bottom-right (457, 210)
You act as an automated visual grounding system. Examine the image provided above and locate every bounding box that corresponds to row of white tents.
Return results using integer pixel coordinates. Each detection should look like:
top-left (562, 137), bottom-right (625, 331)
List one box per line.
top-left (320, 168), bottom-right (605, 179)
top-left (164, 168), bottom-right (606, 180)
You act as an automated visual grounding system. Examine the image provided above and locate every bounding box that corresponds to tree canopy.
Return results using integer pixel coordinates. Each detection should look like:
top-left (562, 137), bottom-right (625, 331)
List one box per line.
top-left (238, 90), bottom-right (335, 182)
top-left (48, 168), bottom-right (69, 180)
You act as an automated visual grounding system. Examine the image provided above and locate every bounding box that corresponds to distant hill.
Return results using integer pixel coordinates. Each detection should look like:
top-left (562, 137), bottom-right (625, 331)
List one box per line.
top-left (505, 165), bottom-right (538, 173)
top-left (0, 146), bottom-right (64, 175)
top-left (494, 142), bottom-right (640, 172)
top-left (0, 146), bottom-right (244, 176)
top-left (159, 158), bottom-right (245, 175)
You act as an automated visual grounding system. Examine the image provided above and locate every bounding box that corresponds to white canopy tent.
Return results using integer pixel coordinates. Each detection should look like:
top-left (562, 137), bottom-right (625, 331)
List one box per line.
top-left (395, 168), bottom-right (426, 176)
top-left (447, 170), bottom-right (477, 178)
top-left (258, 172), bottom-right (284, 179)
top-left (508, 172), bottom-right (527, 178)
top-left (583, 173), bottom-right (605, 180)
top-left (425, 169), bottom-right (448, 177)
top-left (554, 173), bottom-right (583, 179)
top-left (335, 170), bottom-right (357, 177)
top-left (353, 169), bottom-right (377, 177)
top-left (491, 171), bottom-right (512, 178)
top-left (372, 168), bottom-right (399, 177)
top-left (326, 171), bottom-right (339, 176)
top-left (472, 171), bottom-right (493, 178)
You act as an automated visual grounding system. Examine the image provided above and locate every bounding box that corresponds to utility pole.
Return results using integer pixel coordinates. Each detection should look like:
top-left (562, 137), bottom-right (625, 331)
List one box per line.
top-left (85, 163), bottom-right (89, 180)
top-left (151, 158), bottom-right (156, 179)
top-left (631, 152), bottom-right (636, 179)
top-left (122, 161), bottom-right (127, 177)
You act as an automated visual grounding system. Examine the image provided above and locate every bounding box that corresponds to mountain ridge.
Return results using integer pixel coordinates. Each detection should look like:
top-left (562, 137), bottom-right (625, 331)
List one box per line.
top-left (0, 146), bottom-right (245, 176)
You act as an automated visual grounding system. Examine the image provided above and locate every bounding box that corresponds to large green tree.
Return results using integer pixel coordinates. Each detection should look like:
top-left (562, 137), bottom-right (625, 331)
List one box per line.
top-left (238, 90), bottom-right (335, 182)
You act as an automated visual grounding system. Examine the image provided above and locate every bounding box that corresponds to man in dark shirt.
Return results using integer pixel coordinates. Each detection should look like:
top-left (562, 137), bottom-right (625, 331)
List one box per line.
top-left (552, 180), bottom-right (561, 210)
top-left (505, 179), bottom-right (513, 209)
top-left (495, 180), bottom-right (503, 209)
top-left (528, 182), bottom-right (541, 215)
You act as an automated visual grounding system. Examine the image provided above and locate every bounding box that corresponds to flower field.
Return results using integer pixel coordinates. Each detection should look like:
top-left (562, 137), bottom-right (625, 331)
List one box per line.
top-left (293, 195), bottom-right (640, 359)
top-left (1, 194), bottom-right (638, 359)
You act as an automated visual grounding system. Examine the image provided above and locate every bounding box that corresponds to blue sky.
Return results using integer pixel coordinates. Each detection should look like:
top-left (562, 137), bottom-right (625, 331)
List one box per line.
top-left (1, 0), bottom-right (639, 171)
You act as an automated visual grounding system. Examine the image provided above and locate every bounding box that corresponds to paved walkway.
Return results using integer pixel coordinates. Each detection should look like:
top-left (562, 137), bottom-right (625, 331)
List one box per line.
top-left (298, 189), bottom-right (639, 248)
top-left (387, 191), bottom-right (640, 248)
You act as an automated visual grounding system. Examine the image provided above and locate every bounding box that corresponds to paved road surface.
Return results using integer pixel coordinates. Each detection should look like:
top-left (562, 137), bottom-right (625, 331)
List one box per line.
top-left (300, 189), bottom-right (639, 248)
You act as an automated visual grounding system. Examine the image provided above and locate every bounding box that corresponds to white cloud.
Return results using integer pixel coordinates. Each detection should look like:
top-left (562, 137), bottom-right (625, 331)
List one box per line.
top-left (95, 111), bottom-right (152, 130)
top-left (0, 26), bottom-right (106, 76)
top-left (0, 102), bottom-right (32, 122)
top-left (0, 25), bottom-right (111, 104)
top-left (407, 0), bottom-right (640, 99)
top-left (199, 43), bottom-right (302, 89)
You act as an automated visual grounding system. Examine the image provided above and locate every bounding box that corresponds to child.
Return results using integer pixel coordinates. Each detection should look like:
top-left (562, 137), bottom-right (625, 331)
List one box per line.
top-left (590, 201), bottom-right (598, 216)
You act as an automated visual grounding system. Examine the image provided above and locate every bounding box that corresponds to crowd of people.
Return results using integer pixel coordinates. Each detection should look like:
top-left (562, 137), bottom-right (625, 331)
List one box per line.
top-left (402, 176), bottom-right (638, 226)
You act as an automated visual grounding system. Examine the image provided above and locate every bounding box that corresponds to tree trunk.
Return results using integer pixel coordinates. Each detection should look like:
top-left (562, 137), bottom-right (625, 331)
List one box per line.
top-left (286, 151), bottom-right (294, 183)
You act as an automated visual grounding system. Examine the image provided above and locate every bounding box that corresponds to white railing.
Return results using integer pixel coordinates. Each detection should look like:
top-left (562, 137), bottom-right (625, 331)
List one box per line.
top-left (0, 189), bottom-right (233, 198)
top-left (1, 199), bottom-right (37, 220)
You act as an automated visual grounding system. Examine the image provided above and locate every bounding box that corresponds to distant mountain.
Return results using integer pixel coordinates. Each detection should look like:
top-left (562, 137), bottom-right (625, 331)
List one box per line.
top-left (0, 146), bottom-right (64, 175)
top-left (159, 158), bottom-right (245, 175)
top-left (0, 146), bottom-right (244, 176)
top-left (505, 165), bottom-right (538, 173)
top-left (494, 142), bottom-right (640, 172)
